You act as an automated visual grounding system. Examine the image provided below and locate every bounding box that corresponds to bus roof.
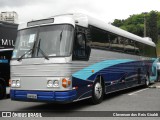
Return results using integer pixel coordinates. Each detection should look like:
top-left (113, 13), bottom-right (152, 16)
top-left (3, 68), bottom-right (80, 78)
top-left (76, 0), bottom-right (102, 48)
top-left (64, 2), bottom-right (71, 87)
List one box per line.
top-left (19, 13), bottom-right (156, 47)
top-left (71, 13), bottom-right (156, 47)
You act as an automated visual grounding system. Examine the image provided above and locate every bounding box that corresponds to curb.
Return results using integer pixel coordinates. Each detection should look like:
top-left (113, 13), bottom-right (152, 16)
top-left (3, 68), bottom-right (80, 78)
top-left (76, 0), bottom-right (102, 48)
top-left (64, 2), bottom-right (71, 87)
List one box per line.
top-left (156, 86), bottom-right (160, 89)
top-left (149, 85), bottom-right (160, 89)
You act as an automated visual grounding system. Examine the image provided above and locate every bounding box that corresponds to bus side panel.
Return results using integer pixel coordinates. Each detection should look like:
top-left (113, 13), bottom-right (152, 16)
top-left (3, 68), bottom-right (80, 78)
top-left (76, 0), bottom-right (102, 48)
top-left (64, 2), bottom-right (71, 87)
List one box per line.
top-left (72, 77), bottom-right (93, 101)
top-left (72, 59), bottom-right (147, 100)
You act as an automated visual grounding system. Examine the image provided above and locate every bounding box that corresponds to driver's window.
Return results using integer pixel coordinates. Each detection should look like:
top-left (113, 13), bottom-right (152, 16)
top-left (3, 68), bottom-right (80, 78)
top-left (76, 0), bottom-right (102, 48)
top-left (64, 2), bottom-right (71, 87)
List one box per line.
top-left (72, 26), bottom-right (91, 61)
top-left (76, 33), bottom-right (86, 56)
top-left (73, 33), bottom-right (86, 59)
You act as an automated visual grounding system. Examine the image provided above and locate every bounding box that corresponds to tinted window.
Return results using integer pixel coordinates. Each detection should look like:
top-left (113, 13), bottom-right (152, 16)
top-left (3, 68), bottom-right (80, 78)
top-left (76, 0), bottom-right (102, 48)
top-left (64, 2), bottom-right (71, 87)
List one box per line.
top-left (150, 46), bottom-right (156, 58)
top-left (144, 44), bottom-right (156, 57)
top-left (90, 26), bottom-right (110, 49)
top-left (110, 34), bottom-right (124, 52)
top-left (124, 39), bottom-right (135, 54)
top-left (135, 42), bottom-right (144, 55)
top-left (72, 26), bottom-right (91, 61)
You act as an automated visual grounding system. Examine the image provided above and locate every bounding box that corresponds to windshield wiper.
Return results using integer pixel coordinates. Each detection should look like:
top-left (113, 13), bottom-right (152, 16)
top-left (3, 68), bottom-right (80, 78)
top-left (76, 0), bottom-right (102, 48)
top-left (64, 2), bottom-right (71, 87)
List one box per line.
top-left (60, 31), bottom-right (63, 42)
top-left (17, 40), bottom-right (37, 61)
top-left (36, 47), bottom-right (49, 60)
top-left (17, 48), bottom-right (33, 61)
top-left (37, 39), bottom-right (49, 60)
top-left (59, 26), bottom-right (65, 42)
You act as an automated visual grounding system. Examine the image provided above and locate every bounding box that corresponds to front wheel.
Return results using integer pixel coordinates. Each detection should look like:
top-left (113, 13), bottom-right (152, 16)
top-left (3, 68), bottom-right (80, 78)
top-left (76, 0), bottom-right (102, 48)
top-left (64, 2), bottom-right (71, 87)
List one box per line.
top-left (90, 79), bottom-right (104, 104)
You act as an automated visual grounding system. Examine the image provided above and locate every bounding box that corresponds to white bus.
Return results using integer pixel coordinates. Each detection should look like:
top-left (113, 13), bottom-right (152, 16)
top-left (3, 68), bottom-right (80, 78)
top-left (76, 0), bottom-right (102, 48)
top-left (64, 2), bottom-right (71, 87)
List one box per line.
top-left (10, 13), bottom-right (157, 104)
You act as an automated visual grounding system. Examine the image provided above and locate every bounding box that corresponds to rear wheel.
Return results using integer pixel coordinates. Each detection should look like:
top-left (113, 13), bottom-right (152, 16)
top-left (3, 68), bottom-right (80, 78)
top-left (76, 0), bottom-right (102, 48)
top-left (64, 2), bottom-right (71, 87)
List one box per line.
top-left (144, 75), bottom-right (150, 87)
top-left (90, 78), bottom-right (104, 104)
top-left (0, 83), bottom-right (5, 99)
top-left (157, 71), bottom-right (160, 82)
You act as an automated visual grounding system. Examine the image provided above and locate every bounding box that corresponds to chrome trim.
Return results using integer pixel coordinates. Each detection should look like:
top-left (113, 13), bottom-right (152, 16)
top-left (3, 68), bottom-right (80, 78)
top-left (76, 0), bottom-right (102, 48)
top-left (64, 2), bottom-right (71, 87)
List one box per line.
top-left (73, 96), bottom-right (92, 102)
top-left (105, 83), bottom-right (145, 94)
top-left (77, 90), bottom-right (92, 100)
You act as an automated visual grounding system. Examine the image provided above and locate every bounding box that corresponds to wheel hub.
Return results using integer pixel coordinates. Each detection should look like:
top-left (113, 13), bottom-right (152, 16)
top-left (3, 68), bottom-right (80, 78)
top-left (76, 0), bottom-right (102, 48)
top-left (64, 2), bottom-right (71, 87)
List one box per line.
top-left (94, 82), bottom-right (102, 99)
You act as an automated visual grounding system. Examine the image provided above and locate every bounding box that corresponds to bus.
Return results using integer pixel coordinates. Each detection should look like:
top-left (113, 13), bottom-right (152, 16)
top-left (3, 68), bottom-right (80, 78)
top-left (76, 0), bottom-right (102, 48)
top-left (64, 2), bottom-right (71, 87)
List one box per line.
top-left (10, 13), bottom-right (157, 104)
top-left (0, 21), bottom-right (18, 99)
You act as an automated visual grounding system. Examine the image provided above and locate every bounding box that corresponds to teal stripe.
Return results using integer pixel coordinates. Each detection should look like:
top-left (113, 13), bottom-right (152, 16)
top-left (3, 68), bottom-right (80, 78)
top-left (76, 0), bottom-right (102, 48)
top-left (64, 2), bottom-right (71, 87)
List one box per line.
top-left (72, 59), bottom-right (134, 80)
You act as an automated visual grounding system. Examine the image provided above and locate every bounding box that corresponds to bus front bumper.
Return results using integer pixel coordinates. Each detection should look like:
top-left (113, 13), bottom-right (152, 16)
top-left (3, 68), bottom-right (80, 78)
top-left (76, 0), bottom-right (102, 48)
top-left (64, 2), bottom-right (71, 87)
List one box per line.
top-left (10, 90), bottom-right (77, 103)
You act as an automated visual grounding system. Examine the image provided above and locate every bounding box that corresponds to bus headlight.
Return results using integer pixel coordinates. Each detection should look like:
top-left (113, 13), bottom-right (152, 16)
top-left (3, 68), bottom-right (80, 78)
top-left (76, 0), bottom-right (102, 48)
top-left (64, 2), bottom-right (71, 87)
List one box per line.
top-left (47, 80), bottom-right (53, 88)
top-left (11, 80), bottom-right (16, 87)
top-left (47, 78), bottom-right (71, 88)
top-left (11, 80), bottom-right (21, 88)
top-left (47, 80), bottom-right (60, 88)
top-left (53, 80), bottom-right (59, 87)
top-left (16, 80), bottom-right (21, 87)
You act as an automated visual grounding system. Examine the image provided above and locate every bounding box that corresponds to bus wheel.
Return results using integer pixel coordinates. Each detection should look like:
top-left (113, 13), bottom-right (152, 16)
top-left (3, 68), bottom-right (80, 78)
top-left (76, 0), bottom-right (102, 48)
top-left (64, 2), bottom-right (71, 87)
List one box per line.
top-left (144, 75), bottom-right (150, 88)
top-left (90, 78), bottom-right (104, 104)
top-left (0, 83), bottom-right (5, 99)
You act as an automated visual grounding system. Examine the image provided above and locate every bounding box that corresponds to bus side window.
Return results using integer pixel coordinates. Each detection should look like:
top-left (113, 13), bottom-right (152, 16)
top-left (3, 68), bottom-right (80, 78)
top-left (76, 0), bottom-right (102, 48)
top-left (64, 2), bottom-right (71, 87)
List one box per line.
top-left (124, 39), bottom-right (135, 54)
top-left (135, 42), bottom-right (144, 56)
top-left (73, 33), bottom-right (91, 60)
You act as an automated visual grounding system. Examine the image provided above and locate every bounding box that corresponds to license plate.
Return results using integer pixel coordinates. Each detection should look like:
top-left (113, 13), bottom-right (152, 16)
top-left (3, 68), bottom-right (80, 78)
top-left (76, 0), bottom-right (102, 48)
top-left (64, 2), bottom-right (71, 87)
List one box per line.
top-left (27, 94), bottom-right (37, 99)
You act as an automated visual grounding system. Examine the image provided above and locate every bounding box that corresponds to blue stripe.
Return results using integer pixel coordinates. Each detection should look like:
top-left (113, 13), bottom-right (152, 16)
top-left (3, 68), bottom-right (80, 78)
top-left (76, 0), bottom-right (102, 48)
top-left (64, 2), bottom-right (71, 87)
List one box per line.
top-left (0, 59), bottom-right (8, 63)
top-left (10, 90), bottom-right (77, 102)
top-left (72, 59), bottom-right (134, 80)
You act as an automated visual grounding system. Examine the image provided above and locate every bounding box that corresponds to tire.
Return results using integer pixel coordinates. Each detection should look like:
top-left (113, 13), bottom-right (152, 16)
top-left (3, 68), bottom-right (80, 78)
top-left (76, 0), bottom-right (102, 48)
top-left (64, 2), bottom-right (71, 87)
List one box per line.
top-left (157, 71), bottom-right (160, 82)
top-left (0, 83), bottom-right (6, 99)
top-left (90, 78), bottom-right (104, 104)
top-left (144, 75), bottom-right (150, 88)
top-left (156, 72), bottom-right (158, 82)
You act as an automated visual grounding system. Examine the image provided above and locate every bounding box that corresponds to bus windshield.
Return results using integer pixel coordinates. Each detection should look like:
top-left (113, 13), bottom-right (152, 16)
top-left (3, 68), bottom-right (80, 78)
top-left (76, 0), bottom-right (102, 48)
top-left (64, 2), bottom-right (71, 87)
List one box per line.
top-left (12, 24), bottom-right (74, 59)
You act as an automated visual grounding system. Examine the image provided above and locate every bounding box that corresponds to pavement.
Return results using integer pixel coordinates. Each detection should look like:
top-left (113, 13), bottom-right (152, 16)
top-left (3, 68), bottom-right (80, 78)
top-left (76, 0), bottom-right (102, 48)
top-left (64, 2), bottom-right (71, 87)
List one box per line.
top-left (1, 85), bottom-right (160, 120)
top-left (149, 81), bottom-right (160, 88)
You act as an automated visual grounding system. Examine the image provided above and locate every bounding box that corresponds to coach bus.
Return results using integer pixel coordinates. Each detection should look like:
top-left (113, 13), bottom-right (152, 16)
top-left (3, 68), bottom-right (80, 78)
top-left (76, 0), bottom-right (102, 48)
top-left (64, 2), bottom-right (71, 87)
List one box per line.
top-left (10, 13), bottom-right (157, 104)
top-left (0, 21), bottom-right (18, 99)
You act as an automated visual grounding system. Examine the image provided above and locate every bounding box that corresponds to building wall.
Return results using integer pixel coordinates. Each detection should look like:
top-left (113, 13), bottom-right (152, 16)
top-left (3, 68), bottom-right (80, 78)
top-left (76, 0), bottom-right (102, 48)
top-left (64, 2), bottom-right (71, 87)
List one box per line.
top-left (0, 11), bottom-right (18, 23)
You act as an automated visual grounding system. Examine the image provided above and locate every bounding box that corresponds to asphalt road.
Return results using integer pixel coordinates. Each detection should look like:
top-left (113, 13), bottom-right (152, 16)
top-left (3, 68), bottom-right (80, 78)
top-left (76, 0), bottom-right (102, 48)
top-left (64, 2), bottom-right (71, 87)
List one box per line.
top-left (0, 86), bottom-right (160, 120)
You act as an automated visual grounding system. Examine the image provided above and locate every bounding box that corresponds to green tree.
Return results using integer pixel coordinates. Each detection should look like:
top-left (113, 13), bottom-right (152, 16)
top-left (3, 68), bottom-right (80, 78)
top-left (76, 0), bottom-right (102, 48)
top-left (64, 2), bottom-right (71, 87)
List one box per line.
top-left (112, 14), bottom-right (144, 37)
top-left (157, 12), bottom-right (160, 35)
top-left (112, 11), bottom-right (160, 44)
top-left (112, 19), bottom-right (124, 27)
top-left (146, 11), bottom-right (158, 43)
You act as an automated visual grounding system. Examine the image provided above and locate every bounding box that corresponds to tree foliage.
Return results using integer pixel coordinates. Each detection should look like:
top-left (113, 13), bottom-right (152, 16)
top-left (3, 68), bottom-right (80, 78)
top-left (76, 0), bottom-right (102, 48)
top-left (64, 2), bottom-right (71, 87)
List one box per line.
top-left (146, 11), bottom-right (158, 43)
top-left (112, 11), bottom-right (160, 44)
